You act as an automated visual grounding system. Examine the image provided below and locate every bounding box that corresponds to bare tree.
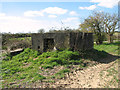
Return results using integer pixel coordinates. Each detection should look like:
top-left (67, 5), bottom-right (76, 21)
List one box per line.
top-left (79, 12), bottom-right (105, 45)
top-left (79, 11), bottom-right (119, 44)
top-left (103, 13), bottom-right (119, 43)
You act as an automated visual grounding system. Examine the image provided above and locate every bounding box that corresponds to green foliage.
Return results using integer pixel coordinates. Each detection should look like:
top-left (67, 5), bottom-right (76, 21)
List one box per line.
top-left (12, 48), bottom-right (39, 60)
top-left (79, 12), bottom-right (119, 44)
top-left (2, 53), bottom-right (12, 61)
top-left (2, 41), bottom-right (118, 88)
top-left (36, 50), bottom-right (80, 65)
top-left (79, 12), bottom-right (105, 44)
top-left (9, 37), bottom-right (31, 41)
top-left (41, 64), bottom-right (54, 69)
top-left (94, 41), bottom-right (119, 55)
top-left (93, 32), bottom-right (106, 43)
top-left (2, 48), bottom-right (40, 79)
top-left (32, 73), bottom-right (46, 82)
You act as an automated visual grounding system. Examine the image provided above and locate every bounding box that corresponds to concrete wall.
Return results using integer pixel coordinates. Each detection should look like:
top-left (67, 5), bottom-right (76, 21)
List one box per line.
top-left (32, 32), bottom-right (93, 52)
top-left (69, 32), bottom-right (93, 51)
top-left (32, 33), bottom-right (70, 52)
top-left (83, 33), bottom-right (93, 50)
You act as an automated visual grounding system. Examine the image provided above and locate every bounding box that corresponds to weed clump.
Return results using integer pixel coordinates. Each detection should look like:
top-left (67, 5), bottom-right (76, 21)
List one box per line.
top-left (36, 50), bottom-right (80, 65)
top-left (2, 48), bottom-right (40, 79)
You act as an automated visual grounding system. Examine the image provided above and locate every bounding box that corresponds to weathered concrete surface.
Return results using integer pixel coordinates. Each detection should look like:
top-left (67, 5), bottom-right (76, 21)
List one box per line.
top-left (10, 48), bottom-right (24, 56)
top-left (32, 32), bottom-right (93, 52)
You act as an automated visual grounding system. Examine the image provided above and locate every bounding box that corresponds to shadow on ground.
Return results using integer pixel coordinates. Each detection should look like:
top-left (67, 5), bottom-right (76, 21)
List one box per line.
top-left (7, 48), bottom-right (120, 64)
top-left (79, 49), bottom-right (120, 64)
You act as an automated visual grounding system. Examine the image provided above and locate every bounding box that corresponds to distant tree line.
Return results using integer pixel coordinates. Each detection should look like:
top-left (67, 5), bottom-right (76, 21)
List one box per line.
top-left (2, 33), bottom-right (31, 38)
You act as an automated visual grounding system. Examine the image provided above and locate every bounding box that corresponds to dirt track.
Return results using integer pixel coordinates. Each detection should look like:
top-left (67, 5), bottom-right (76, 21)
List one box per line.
top-left (50, 60), bottom-right (118, 88)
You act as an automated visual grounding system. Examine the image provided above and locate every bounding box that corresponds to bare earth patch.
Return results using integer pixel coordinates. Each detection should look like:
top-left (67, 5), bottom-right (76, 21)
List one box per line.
top-left (49, 59), bottom-right (118, 88)
top-left (18, 56), bottom-right (118, 88)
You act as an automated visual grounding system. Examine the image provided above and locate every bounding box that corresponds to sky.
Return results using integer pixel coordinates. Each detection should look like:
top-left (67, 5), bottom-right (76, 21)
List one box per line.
top-left (0, 0), bottom-right (119, 33)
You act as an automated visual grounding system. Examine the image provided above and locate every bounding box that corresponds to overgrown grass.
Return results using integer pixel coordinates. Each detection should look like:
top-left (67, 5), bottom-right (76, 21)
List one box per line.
top-left (34, 50), bottom-right (81, 65)
top-left (2, 48), bottom-right (82, 88)
top-left (94, 41), bottom-right (120, 55)
top-left (95, 42), bottom-right (119, 88)
top-left (1, 41), bottom-right (119, 88)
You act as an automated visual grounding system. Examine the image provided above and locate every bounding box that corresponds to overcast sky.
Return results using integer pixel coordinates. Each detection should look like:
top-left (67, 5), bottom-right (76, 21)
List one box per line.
top-left (0, 0), bottom-right (119, 33)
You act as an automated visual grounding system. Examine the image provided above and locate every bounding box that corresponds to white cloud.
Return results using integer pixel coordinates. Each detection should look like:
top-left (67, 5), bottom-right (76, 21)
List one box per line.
top-left (0, 12), bottom-right (79, 33)
top-left (24, 7), bottom-right (68, 17)
top-left (69, 11), bottom-right (78, 16)
top-left (79, 5), bottom-right (97, 10)
top-left (62, 17), bottom-right (78, 23)
top-left (0, 15), bottom-right (79, 33)
top-left (48, 15), bottom-right (57, 18)
top-left (0, 13), bottom-right (6, 17)
top-left (61, 17), bottom-right (79, 29)
top-left (90, 0), bottom-right (119, 8)
top-left (0, 15), bottom-right (61, 33)
top-left (24, 10), bottom-right (44, 17)
top-left (43, 7), bottom-right (68, 15)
